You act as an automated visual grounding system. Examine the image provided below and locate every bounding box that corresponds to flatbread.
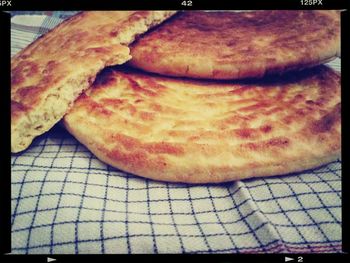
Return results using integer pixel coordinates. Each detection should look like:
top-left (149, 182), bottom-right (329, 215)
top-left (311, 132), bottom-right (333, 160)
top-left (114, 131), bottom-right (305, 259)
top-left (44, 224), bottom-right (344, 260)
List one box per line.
top-left (129, 11), bottom-right (340, 80)
top-left (63, 66), bottom-right (341, 184)
top-left (11, 11), bottom-right (177, 153)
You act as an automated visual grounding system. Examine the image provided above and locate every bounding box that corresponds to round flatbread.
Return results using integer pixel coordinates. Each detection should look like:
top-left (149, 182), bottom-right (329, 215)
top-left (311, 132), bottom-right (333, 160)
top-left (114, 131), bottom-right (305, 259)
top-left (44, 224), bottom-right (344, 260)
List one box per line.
top-left (63, 66), bottom-right (340, 184)
top-left (129, 11), bottom-right (340, 80)
top-left (11, 11), bottom-right (177, 153)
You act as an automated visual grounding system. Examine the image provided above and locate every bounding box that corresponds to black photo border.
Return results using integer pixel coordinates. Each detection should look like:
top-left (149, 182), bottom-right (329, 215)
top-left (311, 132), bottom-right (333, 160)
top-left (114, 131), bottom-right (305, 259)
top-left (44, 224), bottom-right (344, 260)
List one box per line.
top-left (1, 0), bottom-right (349, 262)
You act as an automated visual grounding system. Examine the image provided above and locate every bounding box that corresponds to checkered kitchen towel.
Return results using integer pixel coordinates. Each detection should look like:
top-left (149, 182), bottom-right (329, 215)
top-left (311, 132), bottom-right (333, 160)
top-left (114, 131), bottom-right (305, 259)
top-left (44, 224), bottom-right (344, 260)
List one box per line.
top-left (11, 12), bottom-right (342, 254)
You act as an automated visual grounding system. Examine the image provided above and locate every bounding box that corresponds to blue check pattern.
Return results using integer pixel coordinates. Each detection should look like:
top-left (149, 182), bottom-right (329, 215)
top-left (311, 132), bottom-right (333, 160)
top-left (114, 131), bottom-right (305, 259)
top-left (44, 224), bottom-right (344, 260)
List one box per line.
top-left (10, 12), bottom-right (342, 254)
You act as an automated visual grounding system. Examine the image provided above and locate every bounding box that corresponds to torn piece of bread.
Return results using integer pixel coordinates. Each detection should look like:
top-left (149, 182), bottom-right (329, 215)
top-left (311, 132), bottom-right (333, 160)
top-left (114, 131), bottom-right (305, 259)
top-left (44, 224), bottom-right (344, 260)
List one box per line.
top-left (11, 11), bottom-right (177, 153)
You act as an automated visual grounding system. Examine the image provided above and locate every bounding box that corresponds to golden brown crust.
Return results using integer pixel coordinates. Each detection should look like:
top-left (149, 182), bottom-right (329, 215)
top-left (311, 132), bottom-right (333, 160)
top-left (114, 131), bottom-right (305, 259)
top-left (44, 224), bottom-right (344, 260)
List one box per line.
top-left (129, 11), bottom-right (340, 79)
top-left (63, 66), bottom-right (341, 184)
top-left (11, 11), bottom-right (177, 153)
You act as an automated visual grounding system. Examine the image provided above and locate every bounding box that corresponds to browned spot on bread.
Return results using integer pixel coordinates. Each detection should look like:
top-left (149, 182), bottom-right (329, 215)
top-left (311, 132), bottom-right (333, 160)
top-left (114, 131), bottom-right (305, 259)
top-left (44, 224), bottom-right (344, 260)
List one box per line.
top-left (311, 103), bottom-right (340, 134)
top-left (260, 125), bottom-right (272, 133)
top-left (11, 100), bottom-right (28, 111)
top-left (11, 100), bottom-right (30, 119)
top-left (242, 137), bottom-right (289, 151)
top-left (107, 147), bottom-right (149, 170)
top-left (42, 60), bottom-right (60, 75)
top-left (60, 31), bottom-right (89, 50)
top-left (111, 133), bottom-right (139, 149)
top-left (109, 30), bottom-right (119, 37)
top-left (239, 102), bottom-right (269, 112)
top-left (80, 96), bottom-right (113, 117)
top-left (100, 98), bottom-right (126, 106)
top-left (145, 142), bottom-right (185, 155)
top-left (11, 61), bottom-right (39, 85)
top-left (267, 137), bottom-right (290, 147)
top-left (127, 11), bottom-right (150, 23)
top-left (235, 128), bottom-right (255, 139)
top-left (125, 104), bottom-right (137, 116)
top-left (16, 86), bottom-right (43, 100)
top-left (282, 116), bottom-right (293, 125)
top-left (11, 73), bottom-right (25, 86)
top-left (306, 100), bottom-right (315, 105)
top-left (186, 22), bottom-right (215, 32)
top-left (265, 106), bottom-right (283, 115)
top-left (142, 79), bottom-right (167, 91)
top-left (111, 133), bottom-right (184, 155)
top-left (125, 76), bottom-right (159, 97)
top-left (291, 94), bottom-right (305, 104)
top-left (229, 87), bottom-right (256, 96)
top-left (140, 111), bottom-right (155, 121)
top-left (222, 114), bottom-right (257, 128)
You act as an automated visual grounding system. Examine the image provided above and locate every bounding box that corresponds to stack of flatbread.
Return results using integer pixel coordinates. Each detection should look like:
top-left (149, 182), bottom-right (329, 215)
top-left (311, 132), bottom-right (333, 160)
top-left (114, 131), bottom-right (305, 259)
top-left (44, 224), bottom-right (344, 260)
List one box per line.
top-left (11, 11), bottom-right (341, 184)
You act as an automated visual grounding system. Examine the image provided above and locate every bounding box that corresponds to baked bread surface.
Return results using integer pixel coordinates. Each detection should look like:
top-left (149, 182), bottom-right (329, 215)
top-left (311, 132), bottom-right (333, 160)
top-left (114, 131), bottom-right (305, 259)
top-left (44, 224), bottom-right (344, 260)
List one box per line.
top-left (129, 11), bottom-right (340, 79)
top-left (63, 66), bottom-right (341, 183)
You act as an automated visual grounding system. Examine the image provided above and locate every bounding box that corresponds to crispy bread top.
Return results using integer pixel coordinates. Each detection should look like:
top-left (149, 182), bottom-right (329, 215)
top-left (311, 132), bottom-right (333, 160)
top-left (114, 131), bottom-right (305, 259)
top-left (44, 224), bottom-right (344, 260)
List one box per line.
top-left (63, 66), bottom-right (340, 183)
top-left (11, 11), bottom-right (177, 153)
top-left (129, 11), bottom-right (340, 79)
